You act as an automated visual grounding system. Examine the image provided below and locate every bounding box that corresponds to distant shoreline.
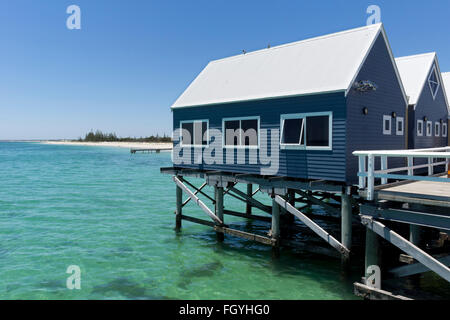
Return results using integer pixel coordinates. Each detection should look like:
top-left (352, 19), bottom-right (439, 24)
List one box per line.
top-left (40, 140), bottom-right (173, 150)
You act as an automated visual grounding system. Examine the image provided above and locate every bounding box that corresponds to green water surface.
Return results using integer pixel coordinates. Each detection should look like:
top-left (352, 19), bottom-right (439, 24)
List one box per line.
top-left (0, 142), bottom-right (359, 299)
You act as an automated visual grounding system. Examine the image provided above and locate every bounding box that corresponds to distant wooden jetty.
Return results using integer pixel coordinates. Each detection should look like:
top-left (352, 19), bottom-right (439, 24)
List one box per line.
top-left (130, 147), bottom-right (172, 154)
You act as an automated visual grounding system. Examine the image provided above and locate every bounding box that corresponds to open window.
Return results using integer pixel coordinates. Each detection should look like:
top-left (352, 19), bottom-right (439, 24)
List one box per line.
top-left (428, 65), bottom-right (440, 100)
top-left (383, 115), bottom-right (391, 135)
top-left (396, 117), bottom-right (404, 136)
top-left (443, 123), bottom-right (448, 137)
top-left (417, 120), bottom-right (423, 136)
top-left (223, 117), bottom-right (259, 148)
top-left (280, 112), bottom-right (332, 150)
top-left (435, 122), bottom-right (440, 137)
top-left (426, 121), bottom-right (432, 137)
top-left (180, 120), bottom-right (208, 146)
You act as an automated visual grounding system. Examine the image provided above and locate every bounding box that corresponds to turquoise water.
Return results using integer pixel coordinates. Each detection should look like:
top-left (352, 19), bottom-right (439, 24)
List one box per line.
top-left (0, 142), bottom-right (358, 300)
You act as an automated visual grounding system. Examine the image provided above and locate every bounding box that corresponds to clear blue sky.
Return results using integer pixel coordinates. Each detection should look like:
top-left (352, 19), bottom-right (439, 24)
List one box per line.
top-left (1, 0), bottom-right (449, 140)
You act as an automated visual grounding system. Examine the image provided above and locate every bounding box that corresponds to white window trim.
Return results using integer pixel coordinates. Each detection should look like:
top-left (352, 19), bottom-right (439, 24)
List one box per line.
top-left (180, 119), bottom-right (209, 147)
top-left (280, 111), bottom-right (333, 151)
top-left (435, 122), bottom-right (440, 137)
top-left (417, 120), bottom-right (423, 137)
top-left (396, 117), bottom-right (404, 136)
top-left (443, 123), bottom-right (448, 137)
top-left (426, 121), bottom-right (432, 137)
top-left (222, 116), bottom-right (260, 149)
top-left (428, 65), bottom-right (440, 100)
top-left (383, 115), bottom-right (392, 135)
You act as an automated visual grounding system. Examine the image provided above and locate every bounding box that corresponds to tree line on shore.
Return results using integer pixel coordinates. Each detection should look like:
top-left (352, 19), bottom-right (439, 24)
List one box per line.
top-left (78, 130), bottom-right (172, 143)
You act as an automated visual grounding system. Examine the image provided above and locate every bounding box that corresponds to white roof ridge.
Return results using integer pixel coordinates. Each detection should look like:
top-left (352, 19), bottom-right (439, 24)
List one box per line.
top-left (395, 52), bottom-right (436, 61)
top-left (209, 23), bottom-right (382, 65)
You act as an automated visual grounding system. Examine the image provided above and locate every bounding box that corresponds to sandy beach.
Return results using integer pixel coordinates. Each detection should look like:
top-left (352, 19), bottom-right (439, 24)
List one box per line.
top-left (42, 140), bottom-right (173, 150)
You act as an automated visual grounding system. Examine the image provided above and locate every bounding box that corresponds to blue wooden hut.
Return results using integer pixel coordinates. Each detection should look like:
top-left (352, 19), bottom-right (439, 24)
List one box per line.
top-left (395, 53), bottom-right (449, 149)
top-left (171, 23), bottom-right (408, 185)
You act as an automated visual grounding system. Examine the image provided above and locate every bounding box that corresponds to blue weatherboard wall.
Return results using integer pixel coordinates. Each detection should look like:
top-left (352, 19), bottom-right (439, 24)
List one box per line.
top-left (345, 32), bottom-right (408, 184)
top-left (172, 32), bottom-right (408, 185)
top-left (409, 61), bottom-right (448, 150)
top-left (173, 92), bottom-right (348, 182)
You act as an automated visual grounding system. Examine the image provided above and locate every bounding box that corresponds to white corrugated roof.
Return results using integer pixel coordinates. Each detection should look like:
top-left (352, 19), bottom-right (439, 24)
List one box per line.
top-left (395, 53), bottom-right (436, 105)
top-left (172, 23), bottom-right (385, 109)
top-left (442, 72), bottom-right (450, 116)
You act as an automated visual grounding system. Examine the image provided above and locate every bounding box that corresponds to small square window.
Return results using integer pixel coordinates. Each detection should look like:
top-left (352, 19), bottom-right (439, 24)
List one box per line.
top-left (180, 120), bottom-right (209, 146)
top-left (428, 65), bottom-right (440, 99)
top-left (435, 122), bottom-right (440, 137)
top-left (443, 123), bottom-right (448, 137)
top-left (426, 121), bottom-right (432, 137)
top-left (417, 120), bottom-right (423, 136)
top-left (396, 117), bottom-right (404, 136)
top-left (383, 115), bottom-right (391, 135)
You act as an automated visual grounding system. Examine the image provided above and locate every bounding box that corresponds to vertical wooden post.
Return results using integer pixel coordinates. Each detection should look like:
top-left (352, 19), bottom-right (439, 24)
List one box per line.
top-left (341, 187), bottom-right (352, 256)
top-left (409, 224), bottom-right (421, 246)
top-left (288, 189), bottom-right (295, 206)
top-left (271, 197), bottom-right (281, 257)
top-left (246, 184), bottom-right (252, 216)
top-left (365, 228), bottom-right (380, 286)
top-left (175, 178), bottom-right (182, 231)
top-left (215, 186), bottom-right (224, 242)
top-left (271, 198), bottom-right (280, 240)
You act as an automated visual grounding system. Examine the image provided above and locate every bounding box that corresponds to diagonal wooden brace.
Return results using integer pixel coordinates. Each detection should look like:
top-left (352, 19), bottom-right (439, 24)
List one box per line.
top-left (274, 195), bottom-right (349, 257)
top-left (361, 215), bottom-right (450, 283)
top-left (173, 176), bottom-right (223, 225)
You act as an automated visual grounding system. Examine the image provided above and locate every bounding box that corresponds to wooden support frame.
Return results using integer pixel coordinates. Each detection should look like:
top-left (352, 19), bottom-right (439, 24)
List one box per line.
top-left (274, 195), bottom-right (350, 257)
top-left (182, 178), bottom-right (216, 204)
top-left (360, 204), bottom-right (450, 231)
top-left (173, 176), bottom-right (223, 225)
top-left (228, 186), bottom-right (272, 214)
top-left (389, 255), bottom-right (450, 278)
top-left (182, 182), bottom-right (207, 207)
top-left (354, 282), bottom-right (412, 300)
top-left (295, 190), bottom-right (340, 217)
top-left (214, 225), bottom-right (276, 246)
top-left (361, 215), bottom-right (450, 283)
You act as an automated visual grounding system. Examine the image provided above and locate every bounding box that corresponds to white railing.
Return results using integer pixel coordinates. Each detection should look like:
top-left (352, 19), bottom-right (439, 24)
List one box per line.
top-left (353, 147), bottom-right (450, 200)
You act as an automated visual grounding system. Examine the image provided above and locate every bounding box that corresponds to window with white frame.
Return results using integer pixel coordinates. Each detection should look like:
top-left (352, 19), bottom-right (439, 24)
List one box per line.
top-left (426, 121), bottom-right (432, 136)
top-left (435, 122), bottom-right (440, 137)
top-left (180, 120), bottom-right (208, 146)
top-left (443, 123), bottom-right (448, 137)
top-left (396, 117), bottom-right (404, 136)
top-left (280, 112), bottom-right (332, 150)
top-left (383, 115), bottom-right (391, 135)
top-left (417, 120), bottom-right (423, 136)
top-left (428, 65), bottom-right (440, 99)
top-left (223, 117), bottom-right (259, 147)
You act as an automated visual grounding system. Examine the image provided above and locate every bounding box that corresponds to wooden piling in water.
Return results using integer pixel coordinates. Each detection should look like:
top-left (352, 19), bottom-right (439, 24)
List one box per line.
top-left (175, 180), bottom-right (182, 231)
top-left (365, 228), bottom-right (380, 286)
top-left (409, 225), bottom-right (421, 246)
top-left (246, 184), bottom-right (252, 216)
top-left (215, 186), bottom-right (224, 242)
top-left (341, 187), bottom-right (352, 256)
top-left (271, 198), bottom-right (280, 241)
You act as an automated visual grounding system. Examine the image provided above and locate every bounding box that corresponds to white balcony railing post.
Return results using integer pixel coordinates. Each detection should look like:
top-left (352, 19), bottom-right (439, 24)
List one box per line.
top-left (381, 156), bottom-right (387, 184)
top-left (428, 157), bottom-right (433, 176)
top-left (367, 154), bottom-right (375, 201)
top-left (407, 156), bottom-right (413, 177)
top-left (358, 155), bottom-right (366, 189)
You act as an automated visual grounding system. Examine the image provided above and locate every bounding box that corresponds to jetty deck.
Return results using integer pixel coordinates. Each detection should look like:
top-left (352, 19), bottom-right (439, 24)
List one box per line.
top-left (373, 177), bottom-right (449, 206)
top-left (130, 147), bottom-right (172, 154)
